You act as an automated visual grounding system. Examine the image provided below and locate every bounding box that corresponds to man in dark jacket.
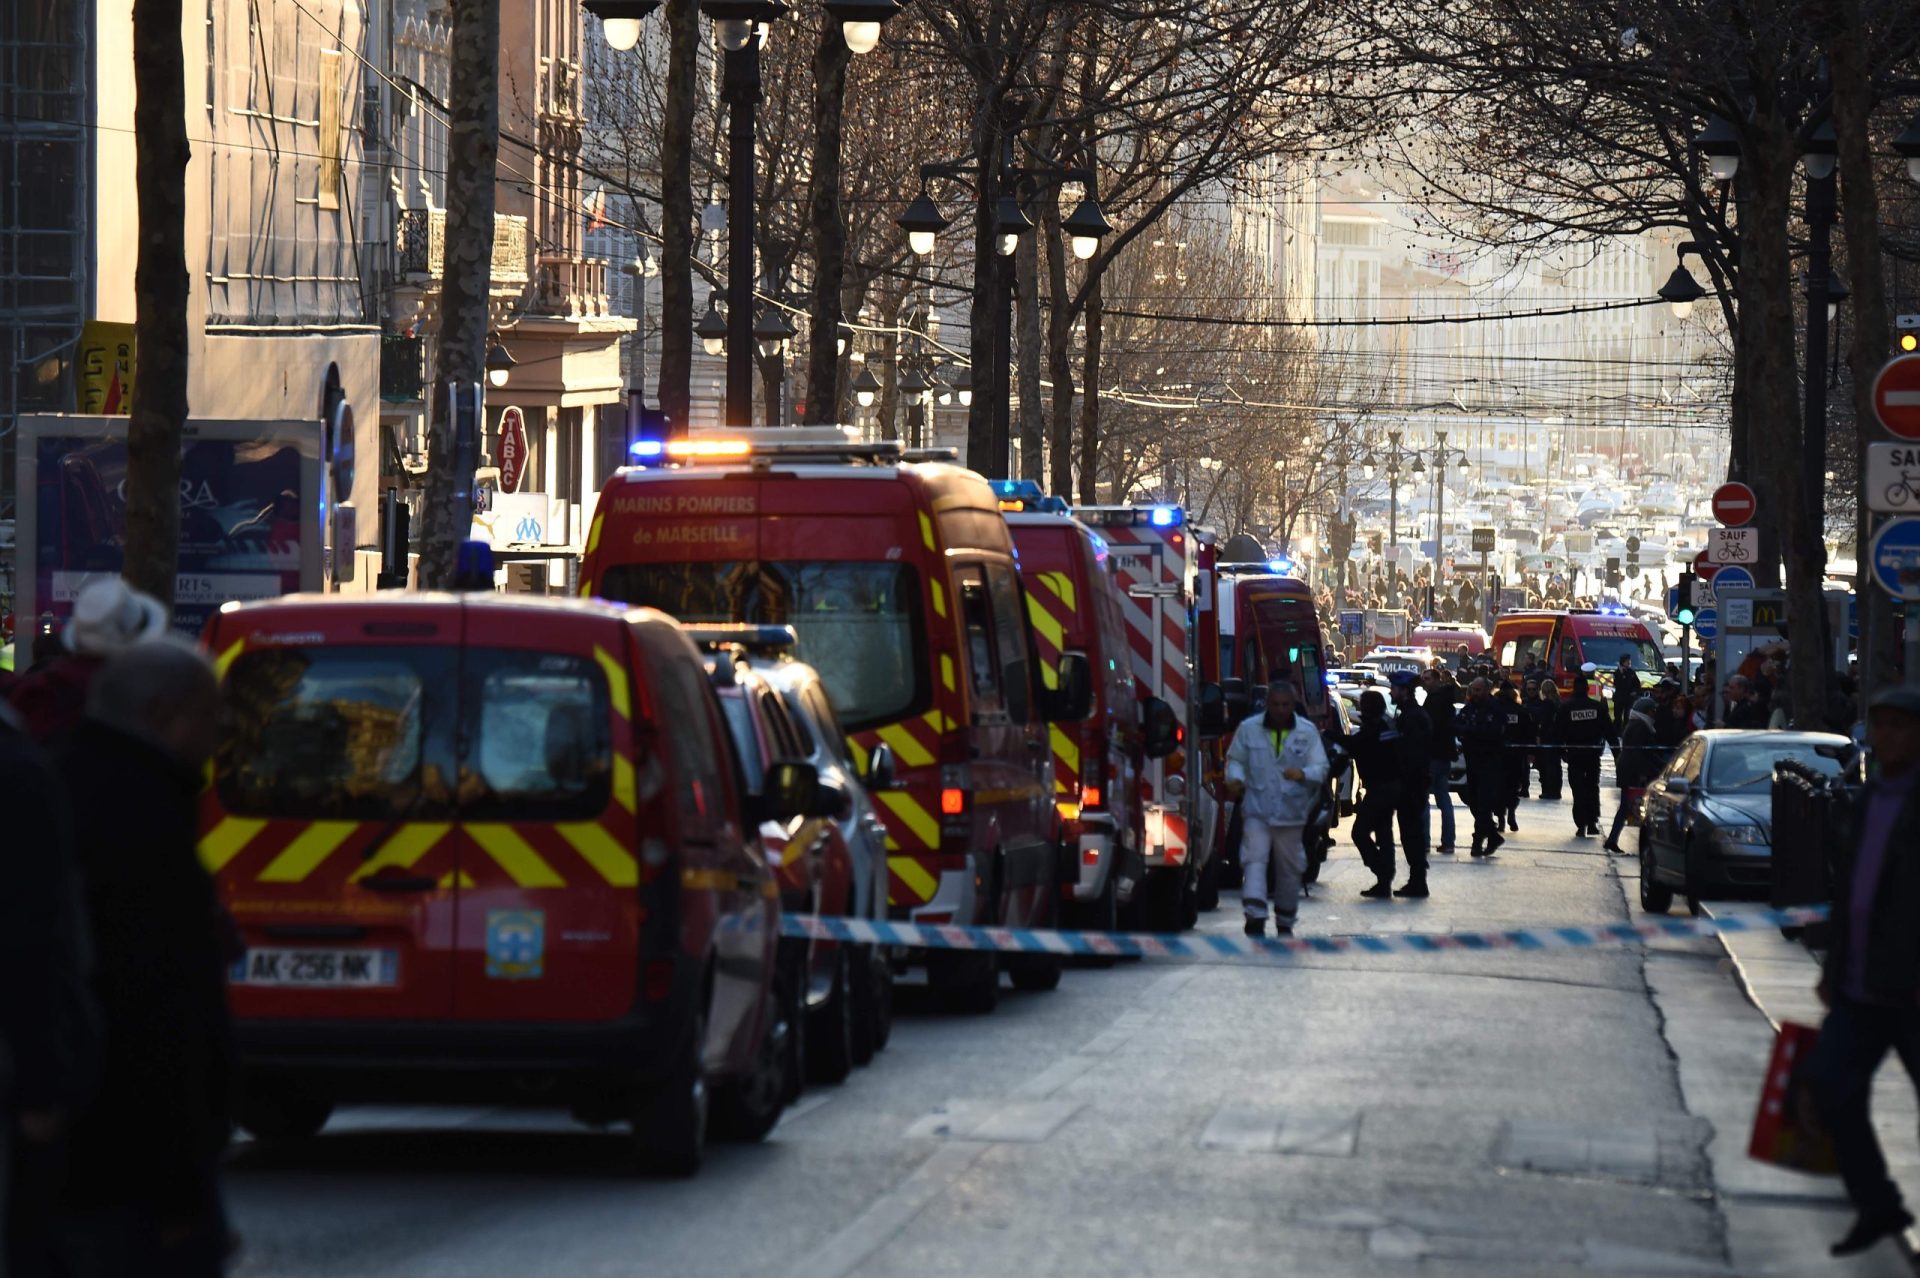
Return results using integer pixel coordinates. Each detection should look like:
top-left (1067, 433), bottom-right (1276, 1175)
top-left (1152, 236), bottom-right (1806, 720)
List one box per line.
top-left (1347, 690), bottom-right (1401, 900)
top-left (2, 703), bottom-right (98, 1276)
top-left (1559, 673), bottom-right (1608, 838)
top-left (1604, 697), bottom-right (1661, 853)
top-left (55, 640), bottom-right (234, 1276)
top-left (1810, 686), bottom-right (1920, 1257)
top-left (1496, 682), bottom-right (1532, 832)
top-left (1455, 678), bottom-right (1508, 857)
top-left (1610, 655), bottom-right (1638, 737)
top-left (1420, 667), bottom-right (1460, 854)
top-left (1721, 675), bottom-right (1764, 730)
top-left (1388, 671), bottom-right (1432, 897)
top-left (1531, 681), bottom-right (1564, 800)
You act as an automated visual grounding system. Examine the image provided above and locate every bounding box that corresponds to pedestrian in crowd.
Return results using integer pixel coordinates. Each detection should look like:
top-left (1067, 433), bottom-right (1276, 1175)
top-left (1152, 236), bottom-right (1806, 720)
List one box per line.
top-left (1652, 679), bottom-right (1688, 756)
top-left (1347, 690), bottom-right (1401, 901)
top-left (54, 639), bottom-right (237, 1276)
top-left (1721, 675), bottom-right (1763, 729)
top-left (1605, 696), bottom-right (1662, 855)
top-left (1531, 680), bottom-right (1564, 801)
top-left (1455, 677), bottom-right (1508, 857)
top-left (1810, 686), bottom-right (1920, 1257)
top-left (1559, 671), bottom-right (1608, 838)
top-left (2, 699), bottom-right (98, 1278)
top-left (6, 578), bottom-right (169, 746)
top-left (1387, 671), bottom-right (1432, 898)
top-left (1224, 682), bottom-right (1330, 937)
top-left (1610, 654), bottom-right (1638, 738)
top-left (1495, 681), bottom-right (1531, 832)
top-left (1421, 666), bottom-right (1460, 855)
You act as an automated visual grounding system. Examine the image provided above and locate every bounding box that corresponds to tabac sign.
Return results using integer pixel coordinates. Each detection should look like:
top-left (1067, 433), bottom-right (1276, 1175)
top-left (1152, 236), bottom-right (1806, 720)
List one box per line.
top-left (496, 405), bottom-right (530, 494)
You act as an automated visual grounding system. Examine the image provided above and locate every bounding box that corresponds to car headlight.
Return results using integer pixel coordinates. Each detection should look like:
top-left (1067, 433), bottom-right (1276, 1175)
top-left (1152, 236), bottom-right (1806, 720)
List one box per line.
top-left (1715, 824), bottom-right (1766, 847)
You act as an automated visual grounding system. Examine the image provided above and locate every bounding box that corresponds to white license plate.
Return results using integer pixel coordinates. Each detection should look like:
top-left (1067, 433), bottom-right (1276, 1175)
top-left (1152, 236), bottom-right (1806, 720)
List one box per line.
top-left (232, 948), bottom-right (399, 989)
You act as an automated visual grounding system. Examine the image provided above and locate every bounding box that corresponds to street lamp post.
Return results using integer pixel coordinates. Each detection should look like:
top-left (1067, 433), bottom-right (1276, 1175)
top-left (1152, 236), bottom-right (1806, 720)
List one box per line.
top-left (898, 149), bottom-right (1109, 478)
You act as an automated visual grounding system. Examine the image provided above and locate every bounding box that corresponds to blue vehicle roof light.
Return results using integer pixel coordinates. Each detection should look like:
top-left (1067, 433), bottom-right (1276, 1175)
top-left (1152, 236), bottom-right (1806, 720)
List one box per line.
top-left (629, 439), bottom-right (665, 459)
top-left (1269, 557), bottom-right (1292, 573)
top-left (1149, 506), bottom-right (1180, 527)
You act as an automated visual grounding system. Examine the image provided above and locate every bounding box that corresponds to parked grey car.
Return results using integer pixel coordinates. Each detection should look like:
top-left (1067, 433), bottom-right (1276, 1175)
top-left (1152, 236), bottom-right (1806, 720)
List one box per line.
top-left (1637, 729), bottom-right (1852, 915)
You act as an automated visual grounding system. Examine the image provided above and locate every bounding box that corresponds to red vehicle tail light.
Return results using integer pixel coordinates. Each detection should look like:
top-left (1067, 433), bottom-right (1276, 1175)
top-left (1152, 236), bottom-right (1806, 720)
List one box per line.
top-left (940, 787), bottom-right (967, 815)
top-left (1080, 784), bottom-right (1102, 810)
top-left (1081, 845), bottom-right (1100, 866)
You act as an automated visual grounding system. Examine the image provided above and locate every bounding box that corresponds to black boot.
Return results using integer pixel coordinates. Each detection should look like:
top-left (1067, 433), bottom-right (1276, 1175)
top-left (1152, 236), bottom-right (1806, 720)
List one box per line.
top-left (1484, 832), bottom-right (1504, 856)
top-left (1360, 879), bottom-right (1393, 900)
top-left (1831, 1208), bottom-right (1913, 1257)
top-left (1394, 878), bottom-right (1429, 898)
top-left (1243, 916), bottom-right (1266, 937)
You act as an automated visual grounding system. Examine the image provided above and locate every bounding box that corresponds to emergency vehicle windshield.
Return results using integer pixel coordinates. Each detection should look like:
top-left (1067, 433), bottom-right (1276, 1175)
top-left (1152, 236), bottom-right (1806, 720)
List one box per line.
top-left (600, 561), bottom-right (925, 730)
top-left (218, 646), bottom-right (610, 819)
top-left (1576, 634), bottom-right (1663, 674)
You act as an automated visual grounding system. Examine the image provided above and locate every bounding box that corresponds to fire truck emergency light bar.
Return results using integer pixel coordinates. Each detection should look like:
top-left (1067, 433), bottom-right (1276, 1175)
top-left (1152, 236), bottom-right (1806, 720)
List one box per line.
top-left (684, 624), bottom-right (799, 653)
top-left (1072, 505), bottom-right (1185, 527)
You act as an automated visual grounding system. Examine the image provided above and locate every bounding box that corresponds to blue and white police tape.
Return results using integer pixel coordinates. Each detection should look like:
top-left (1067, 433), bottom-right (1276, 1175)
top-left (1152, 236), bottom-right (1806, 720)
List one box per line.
top-left (780, 905), bottom-right (1831, 963)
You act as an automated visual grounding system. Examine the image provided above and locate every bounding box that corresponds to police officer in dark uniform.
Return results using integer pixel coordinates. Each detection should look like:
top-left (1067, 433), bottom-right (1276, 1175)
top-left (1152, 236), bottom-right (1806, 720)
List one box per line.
top-left (1559, 669), bottom-right (1609, 837)
top-left (1455, 678), bottom-right (1508, 857)
top-left (1388, 671), bottom-right (1432, 897)
top-left (1531, 681), bottom-right (1564, 800)
top-left (1496, 681), bottom-right (1532, 832)
top-left (1347, 689), bottom-right (1400, 899)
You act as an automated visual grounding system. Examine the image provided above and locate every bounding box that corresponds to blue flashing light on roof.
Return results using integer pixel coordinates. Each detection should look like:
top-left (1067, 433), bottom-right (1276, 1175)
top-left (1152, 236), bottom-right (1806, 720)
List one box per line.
top-left (1324, 671), bottom-right (1341, 685)
top-left (1150, 506), bottom-right (1181, 527)
top-left (992, 478), bottom-right (1046, 500)
top-left (1268, 558), bottom-right (1293, 574)
top-left (629, 439), bottom-right (665, 459)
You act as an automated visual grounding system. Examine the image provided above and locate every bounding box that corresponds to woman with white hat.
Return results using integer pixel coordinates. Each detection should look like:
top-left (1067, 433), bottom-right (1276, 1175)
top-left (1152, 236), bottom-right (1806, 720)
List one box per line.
top-left (5, 578), bottom-right (169, 744)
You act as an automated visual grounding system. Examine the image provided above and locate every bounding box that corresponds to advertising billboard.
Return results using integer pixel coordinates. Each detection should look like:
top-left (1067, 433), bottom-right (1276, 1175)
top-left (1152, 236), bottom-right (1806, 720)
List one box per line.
top-left (16, 416), bottom-right (323, 638)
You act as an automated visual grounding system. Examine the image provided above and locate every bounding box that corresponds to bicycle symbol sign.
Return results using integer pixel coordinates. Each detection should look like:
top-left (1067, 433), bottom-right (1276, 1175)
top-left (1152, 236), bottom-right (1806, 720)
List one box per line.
top-left (1866, 442), bottom-right (1920, 513)
top-left (1707, 527), bottom-right (1758, 564)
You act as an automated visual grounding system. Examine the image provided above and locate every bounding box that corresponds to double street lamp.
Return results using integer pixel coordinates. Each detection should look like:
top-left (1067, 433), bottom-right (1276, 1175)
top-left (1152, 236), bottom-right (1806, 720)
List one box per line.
top-left (1358, 428), bottom-right (1470, 610)
top-left (896, 140), bottom-right (1112, 478)
top-left (584, 0), bottom-right (903, 426)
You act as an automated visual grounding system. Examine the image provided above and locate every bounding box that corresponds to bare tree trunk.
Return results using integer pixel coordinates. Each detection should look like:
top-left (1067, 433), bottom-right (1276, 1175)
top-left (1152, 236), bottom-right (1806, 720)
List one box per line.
top-left (804, 19), bottom-right (850, 425)
top-left (877, 327), bottom-right (900, 442)
top-left (1827, 0), bottom-right (1899, 699)
top-left (1744, 118), bottom-right (1828, 724)
top-left (966, 161), bottom-right (998, 470)
top-left (419, 0), bottom-right (499, 588)
top-left (1042, 215), bottom-right (1075, 495)
top-left (123, 0), bottom-right (191, 609)
top-left (1015, 227), bottom-right (1045, 481)
top-left (656, 0), bottom-right (698, 433)
top-left (1076, 275), bottom-right (1102, 505)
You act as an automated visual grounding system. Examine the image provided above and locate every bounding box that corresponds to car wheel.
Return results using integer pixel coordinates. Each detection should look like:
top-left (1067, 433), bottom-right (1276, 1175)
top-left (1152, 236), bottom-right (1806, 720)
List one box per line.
top-left (633, 1007), bottom-right (708, 1176)
top-left (710, 971), bottom-right (792, 1143)
top-left (237, 1090), bottom-right (334, 1144)
top-left (1638, 833), bottom-right (1672, 914)
top-left (849, 944), bottom-right (892, 1065)
top-left (1195, 851), bottom-right (1221, 913)
top-left (1008, 951), bottom-right (1064, 991)
top-left (806, 946), bottom-right (856, 1086)
top-left (938, 952), bottom-right (999, 1015)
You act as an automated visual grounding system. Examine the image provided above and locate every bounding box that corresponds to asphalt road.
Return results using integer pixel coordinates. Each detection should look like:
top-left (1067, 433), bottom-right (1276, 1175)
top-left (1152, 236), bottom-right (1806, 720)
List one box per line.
top-left (222, 790), bottom-right (1881, 1278)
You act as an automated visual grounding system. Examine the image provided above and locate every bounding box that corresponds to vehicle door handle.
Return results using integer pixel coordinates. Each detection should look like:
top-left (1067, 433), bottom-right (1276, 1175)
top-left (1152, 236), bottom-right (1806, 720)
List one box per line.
top-left (357, 875), bottom-right (439, 893)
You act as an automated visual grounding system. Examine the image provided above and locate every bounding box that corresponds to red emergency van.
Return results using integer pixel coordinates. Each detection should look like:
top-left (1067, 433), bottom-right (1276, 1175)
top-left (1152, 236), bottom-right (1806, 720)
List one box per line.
top-left (581, 430), bottom-right (1087, 1010)
top-left (1003, 509), bottom-right (1149, 933)
top-left (1490, 607), bottom-right (1664, 692)
top-left (1215, 567), bottom-right (1334, 735)
top-left (202, 593), bottom-right (823, 1173)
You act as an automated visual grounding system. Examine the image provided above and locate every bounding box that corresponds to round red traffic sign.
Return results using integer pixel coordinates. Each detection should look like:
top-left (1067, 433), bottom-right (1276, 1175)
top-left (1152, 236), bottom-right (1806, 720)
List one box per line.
top-left (1710, 481), bottom-right (1756, 527)
top-left (1692, 550), bottom-right (1721, 583)
top-left (1873, 354), bottom-right (1920, 440)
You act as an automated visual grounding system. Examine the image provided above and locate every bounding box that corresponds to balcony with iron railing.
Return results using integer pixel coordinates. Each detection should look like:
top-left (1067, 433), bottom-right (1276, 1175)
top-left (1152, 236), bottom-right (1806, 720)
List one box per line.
top-left (395, 208), bottom-right (531, 289)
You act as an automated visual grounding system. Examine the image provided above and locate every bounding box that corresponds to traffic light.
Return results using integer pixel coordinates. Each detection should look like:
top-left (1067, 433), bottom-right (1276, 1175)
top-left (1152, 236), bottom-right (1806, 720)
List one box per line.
top-left (1674, 571), bottom-right (1697, 626)
top-left (1625, 535), bottom-right (1641, 555)
top-left (1904, 333), bottom-right (1919, 354)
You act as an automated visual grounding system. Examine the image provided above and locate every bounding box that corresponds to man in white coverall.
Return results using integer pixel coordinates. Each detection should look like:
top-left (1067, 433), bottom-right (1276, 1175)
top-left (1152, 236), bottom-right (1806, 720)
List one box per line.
top-left (1224, 682), bottom-right (1330, 936)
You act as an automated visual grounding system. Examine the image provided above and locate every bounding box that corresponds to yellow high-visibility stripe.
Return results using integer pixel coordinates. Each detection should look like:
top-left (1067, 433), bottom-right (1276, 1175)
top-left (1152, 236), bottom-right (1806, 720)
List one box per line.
top-left (257, 821), bottom-right (360, 883)
top-left (876, 722), bottom-right (935, 769)
top-left (612, 753), bottom-right (637, 813)
top-left (437, 869), bottom-right (476, 888)
top-left (918, 511), bottom-right (936, 550)
top-left (468, 824), bottom-right (567, 887)
top-left (887, 854), bottom-right (939, 902)
top-left (878, 792), bottom-right (941, 848)
top-left (348, 823), bottom-right (451, 881)
top-left (846, 737), bottom-right (870, 775)
top-left (1036, 570), bottom-right (1077, 612)
top-left (557, 821), bottom-right (639, 887)
top-left (1050, 723), bottom-right (1081, 777)
top-left (214, 640), bottom-right (246, 679)
top-left (924, 708), bottom-right (951, 734)
top-left (930, 579), bottom-right (947, 618)
top-left (940, 654), bottom-right (956, 692)
top-left (198, 816), bottom-right (267, 873)
top-left (594, 645), bottom-right (631, 720)
top-left (1025, 593), bottom-right (1066, 652)
top-left (586, 513), bottom-right (604, 555)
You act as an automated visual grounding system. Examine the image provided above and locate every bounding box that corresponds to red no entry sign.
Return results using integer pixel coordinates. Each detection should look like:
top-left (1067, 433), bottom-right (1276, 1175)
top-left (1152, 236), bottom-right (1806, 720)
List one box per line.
top-left (1711, 482), bottom-right (1756, 527)
top-left (1872, 354), bottom-right (1920, 440)
top-left (1692, 549), bottom-right (1721, 583)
